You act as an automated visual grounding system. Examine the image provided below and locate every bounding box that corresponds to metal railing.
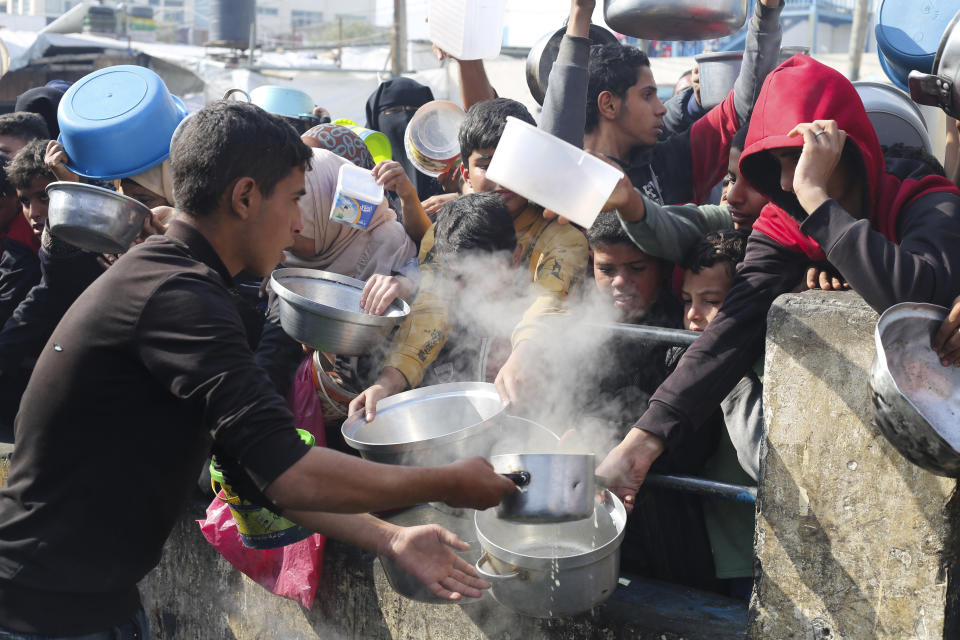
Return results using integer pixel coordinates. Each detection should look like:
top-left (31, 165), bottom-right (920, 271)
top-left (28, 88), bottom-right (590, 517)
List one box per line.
top-left (784, 0), bottom-right (857, 11)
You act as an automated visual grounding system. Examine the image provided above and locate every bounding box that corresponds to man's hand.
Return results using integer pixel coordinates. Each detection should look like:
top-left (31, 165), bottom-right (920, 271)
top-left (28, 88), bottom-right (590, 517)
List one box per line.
top-left (422, 192), bottom-right (459, 216)
top-left (441, 456), bottom-right (517, 509)
top-left (493, 341), bottom-right (537, 408)
top-left (44, 141), bottom-right (79, 182)
top-left (378, 524), bottom-right (490, 601)
top-left (567, 0), bottom-right (596, 38)
top-left (361, 274), bottom-right (413, 315)
top-left (804, 266), bottom-right (849, 291)
top-left (787, 120), bottom-right (846, 214)
top-left (348, 366), bottom-right (407, 421)
top-left (373, 160), bottom-right (418, 201)
top-left (595, 428), bottom-right (666, 514)
top-left (932, 295), bottom-right (960, 367)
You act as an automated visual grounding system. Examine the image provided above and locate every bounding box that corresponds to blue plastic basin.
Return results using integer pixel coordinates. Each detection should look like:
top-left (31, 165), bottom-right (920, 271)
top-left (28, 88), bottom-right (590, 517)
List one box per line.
top-left (57, 65), bottom-right (187, 180)
top-left (249, 85), bottom-right (315, 119)
top-left (875, 0), bottom-right (960, 90)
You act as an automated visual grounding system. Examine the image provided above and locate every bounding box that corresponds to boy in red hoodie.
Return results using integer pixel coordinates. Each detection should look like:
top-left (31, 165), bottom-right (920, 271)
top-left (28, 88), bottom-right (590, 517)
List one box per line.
top-left (597, 55), bottom-right (960, 504)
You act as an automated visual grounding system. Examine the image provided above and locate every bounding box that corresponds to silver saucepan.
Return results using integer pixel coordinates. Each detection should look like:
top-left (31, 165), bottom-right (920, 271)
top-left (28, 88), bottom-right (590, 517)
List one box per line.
top-left (492, 453), bottom-right (597, 523)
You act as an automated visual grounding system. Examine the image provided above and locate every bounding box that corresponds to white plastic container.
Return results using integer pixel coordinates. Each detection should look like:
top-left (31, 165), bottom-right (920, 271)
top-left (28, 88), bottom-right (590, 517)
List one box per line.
top-left (428, 0), bottom-right (507, 61)
top-left (329, 164), bottom-right (384, 230)
top-left (485, 117), bottom-right (624, 229)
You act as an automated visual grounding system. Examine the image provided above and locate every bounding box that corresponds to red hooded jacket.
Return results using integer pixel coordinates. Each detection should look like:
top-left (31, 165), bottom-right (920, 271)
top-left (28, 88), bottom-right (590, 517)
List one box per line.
top-left (740, 55), bottom-right (959, 260)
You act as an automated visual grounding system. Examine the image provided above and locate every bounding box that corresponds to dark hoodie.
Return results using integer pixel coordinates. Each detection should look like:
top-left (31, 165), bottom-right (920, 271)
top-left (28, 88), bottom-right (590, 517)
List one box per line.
top-left (631, 54), bottom-right (960, 449)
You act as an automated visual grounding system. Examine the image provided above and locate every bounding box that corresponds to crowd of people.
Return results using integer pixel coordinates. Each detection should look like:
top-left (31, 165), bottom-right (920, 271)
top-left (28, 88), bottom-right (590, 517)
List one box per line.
top-left (0, 0), bottom-right (959, 636)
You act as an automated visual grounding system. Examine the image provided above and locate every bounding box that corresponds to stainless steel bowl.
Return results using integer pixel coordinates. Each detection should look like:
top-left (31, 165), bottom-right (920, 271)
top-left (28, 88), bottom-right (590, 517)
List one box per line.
top-left (270, 268), bottom-right (409, 355)
top-left (377, 503), bottom-right (485, 605)
top-left (871, 302), bottom-right (960, 476)
top-left (474, 490), bottom-right (626, 618)
top-left (492, 453), bottom-right (597, 523)
top-left (695, 51), bottom-right (743, 110)
top-left (604, 0), bottom-right (748, 40)
top-left (45, 181), bottom-right (150, 254)
top-left (854, 81), bottom-right (932, 154)
top-left (341, 382), bottom-right (508, 467)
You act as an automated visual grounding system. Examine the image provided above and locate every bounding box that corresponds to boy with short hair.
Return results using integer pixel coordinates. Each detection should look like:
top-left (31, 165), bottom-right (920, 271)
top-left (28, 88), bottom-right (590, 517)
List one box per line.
top-left (0, 151), bottom-right (38, 329)
top-left (679, 230), bottom-right (758, 599)
top-left (351, 98), bottom-right (590, 416)
top-left (0, 112), bottom-right (49, 156)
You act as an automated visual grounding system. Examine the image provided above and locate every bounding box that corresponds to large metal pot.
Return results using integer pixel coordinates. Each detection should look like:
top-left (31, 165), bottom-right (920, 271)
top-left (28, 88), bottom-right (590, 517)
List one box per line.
top-left (854, 81), bottom-right (932, 154)
top-left (908, 9), bottom-right (960, 119)
top-left (377, 503), bottom-right (485, 605)
top-left (341, 382), bottom-right (509, 467)
top-left (46, 181), bottom-right (150, 254)
top-left (695, 51), bottom-right (743, 110)
top-left (492, 453), bottom-right (597, 523)
top-left (525, 24), bottom-right (618, 106)
top-left (604, 0), bottom-right (748, 41)
top-left (474, 490), bottom-right (626, 618)
top-left (870, 302), bottom-right (960, 476)
top-left (270, 268), bottom-right (409, 355)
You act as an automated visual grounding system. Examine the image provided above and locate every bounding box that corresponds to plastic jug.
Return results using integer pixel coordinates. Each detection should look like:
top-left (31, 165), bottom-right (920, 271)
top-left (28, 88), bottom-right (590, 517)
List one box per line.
top-left (428, 0), bottom-right (507, 61)
top-left (329, 163), bottom-right (384, 230)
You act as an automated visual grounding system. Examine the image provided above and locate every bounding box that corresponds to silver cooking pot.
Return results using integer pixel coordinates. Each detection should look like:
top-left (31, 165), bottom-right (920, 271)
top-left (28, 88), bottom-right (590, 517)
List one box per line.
top-left (604, 0), bottom-right (748, 41)
top-left (526, 24), bottom-right (619, 106)
top-left (909, 9), bottom-right (960, 119)
top-left (870, 302), bottom-right (960, 476)
top-left (854, 81), bottom-right (932, 154)
top-left (492, 453), bottom-right (597, 523)
top-left (695, 51), bottom-right (743, 110)
top-left (46, 181), bottom-right (150, 254)
top-left (341, 382), bottom-right (509, 467)
top-left (474, 490), bottom-right (626, 618)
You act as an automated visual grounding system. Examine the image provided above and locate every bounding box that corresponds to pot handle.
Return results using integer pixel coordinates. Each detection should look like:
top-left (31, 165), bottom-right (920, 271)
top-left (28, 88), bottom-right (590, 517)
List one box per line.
top-left (908, 70), bottom-right (956, 117)
top-left (475, 551), bottom-right (520, 582)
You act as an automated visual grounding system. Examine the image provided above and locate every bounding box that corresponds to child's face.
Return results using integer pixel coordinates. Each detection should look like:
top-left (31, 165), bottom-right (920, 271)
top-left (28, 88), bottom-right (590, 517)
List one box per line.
top-left (461, 147), bottom-right (528, 216)
top-left (593, 241), bottom-right (661, 322)
top-left (17, 177), bottom-right (52, 237)
top-left (722, 149), bottom-right (767, 230)
top-left (682, 264), bottom-right (733, 332)
top-left (119, 179), bottom-right (169, 209)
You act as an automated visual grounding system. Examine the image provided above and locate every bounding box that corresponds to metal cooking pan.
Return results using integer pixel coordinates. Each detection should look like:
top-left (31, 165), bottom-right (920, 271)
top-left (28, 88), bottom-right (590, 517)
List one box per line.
top-left (526, 24), bottom-right (618, 106)
top-left (870, 302), bottom-right (960, 476)
top-left (604, 0), bottom-right (748, 41)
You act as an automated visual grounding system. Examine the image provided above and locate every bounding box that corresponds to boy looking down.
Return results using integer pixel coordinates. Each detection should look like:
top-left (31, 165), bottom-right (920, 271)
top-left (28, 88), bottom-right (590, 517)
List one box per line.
top-left (350, 98), bottom-right (589, 415)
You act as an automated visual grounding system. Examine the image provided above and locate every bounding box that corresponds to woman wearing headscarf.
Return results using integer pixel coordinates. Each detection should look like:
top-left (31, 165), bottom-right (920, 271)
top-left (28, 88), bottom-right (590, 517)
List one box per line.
top-left (303, 123), bottom-right (431, 243)
top-left (365, 77), bottom-right (443, 201)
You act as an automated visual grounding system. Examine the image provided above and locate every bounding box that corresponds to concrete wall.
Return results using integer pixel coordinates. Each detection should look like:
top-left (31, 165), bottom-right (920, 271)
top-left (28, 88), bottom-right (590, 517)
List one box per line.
top-left (749, 292), bottom-right (960, 639)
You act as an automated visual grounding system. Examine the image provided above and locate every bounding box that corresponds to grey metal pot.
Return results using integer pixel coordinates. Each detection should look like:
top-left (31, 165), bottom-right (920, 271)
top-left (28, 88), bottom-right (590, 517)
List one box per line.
top-left (46, 181), bottom-right (150, 254)
top-left (854, 81), bottom-right (932, 154)
top-left (474, 490), bottom-right (626, 618)
top-left (695, 51), bottom-right (743, 110)
top-left (341, 382), bottom-right (508, 467)
top-left (604, 0), bottom-right (748, 41)
top-left (270, 268), bottom-right (409, 355)
top-left (870, 302), bottom-right (960, 477)
top-left (377, 504), bottom-right (485, 605)
top-left (526, 24), bottom-right (618, 106)
top-left (492, 453), bottom-right (596, 523)
top-left (909, 9), bottom-right (960, 119)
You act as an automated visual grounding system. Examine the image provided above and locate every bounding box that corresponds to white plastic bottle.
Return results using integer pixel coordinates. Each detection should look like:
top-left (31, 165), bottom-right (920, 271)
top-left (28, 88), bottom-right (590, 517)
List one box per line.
top-left (329, 164), bottom-right (384, 230)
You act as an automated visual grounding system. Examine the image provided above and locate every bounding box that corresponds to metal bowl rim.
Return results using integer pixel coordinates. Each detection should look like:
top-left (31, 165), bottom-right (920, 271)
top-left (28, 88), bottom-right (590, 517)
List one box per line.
top-left (474, 489), bottom-right (627, 571)
top-left (46, 180), bottom-right (153, 214)
top-left (271, 267), bottom-right (410, 328)
top-left (341, 382), bottom-right (507, 452)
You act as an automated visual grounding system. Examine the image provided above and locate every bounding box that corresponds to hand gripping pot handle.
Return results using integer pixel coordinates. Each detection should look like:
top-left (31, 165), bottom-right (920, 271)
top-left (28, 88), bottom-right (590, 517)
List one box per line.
top-left (476, 551), bottom-right (520, 582)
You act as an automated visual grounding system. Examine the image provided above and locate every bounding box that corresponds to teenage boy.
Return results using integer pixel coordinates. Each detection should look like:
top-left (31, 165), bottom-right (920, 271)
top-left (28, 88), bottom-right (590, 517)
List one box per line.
top-left (0, 102), bottom-right (515, 637)
top-left (597, 55), bottom-right (960, 508)
top-left (350, 98), bottom-right (589, 415)
top-left (0, 152), bottom-right (38, 328)
top-left (542, 0), bottom-right (783, 205)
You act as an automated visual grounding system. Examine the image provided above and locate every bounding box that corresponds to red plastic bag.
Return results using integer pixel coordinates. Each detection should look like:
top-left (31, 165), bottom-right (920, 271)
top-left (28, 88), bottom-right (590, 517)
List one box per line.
top-left (197, 356), bottom-right (328, 608)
